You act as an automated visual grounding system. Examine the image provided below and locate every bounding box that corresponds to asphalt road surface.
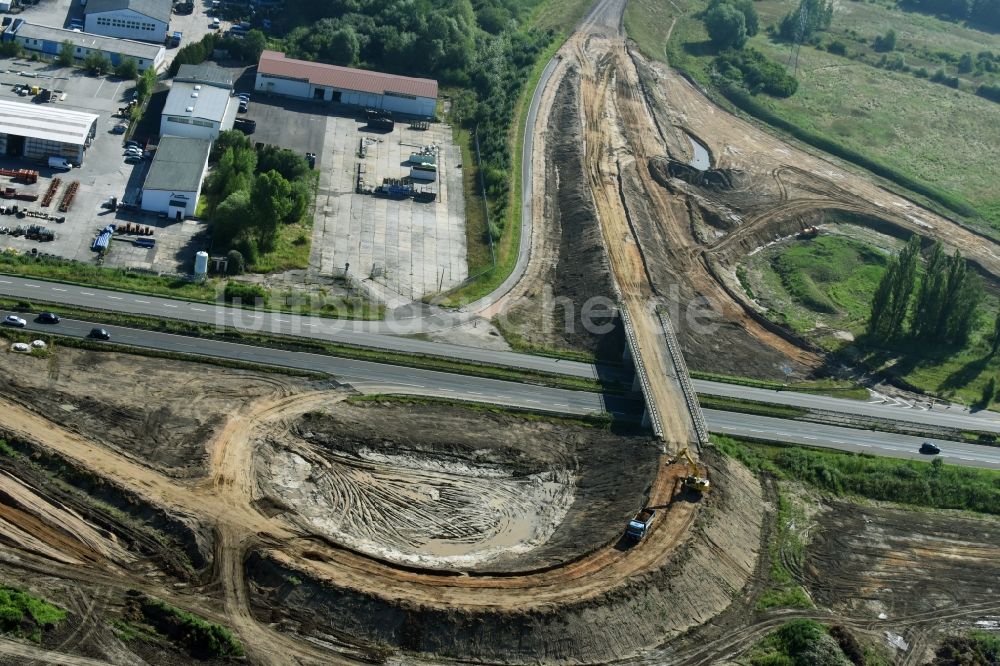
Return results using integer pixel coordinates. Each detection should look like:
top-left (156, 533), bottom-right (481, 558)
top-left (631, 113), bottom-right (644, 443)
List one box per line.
top-left (4, 311), bottom-right (999, 470)
top-left (2, 276), bottom-right (998, 435)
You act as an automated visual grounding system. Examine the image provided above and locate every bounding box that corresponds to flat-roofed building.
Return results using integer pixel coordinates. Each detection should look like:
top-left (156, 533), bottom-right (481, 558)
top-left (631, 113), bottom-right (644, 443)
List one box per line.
top-left (254, 50), bottom-right (437, 117)
top-left (2, 19), bottom-right (165, 71)
top-left (0, 99), bottom-right (98, 164)
top-left (140, 136), bottom-right (211, 219)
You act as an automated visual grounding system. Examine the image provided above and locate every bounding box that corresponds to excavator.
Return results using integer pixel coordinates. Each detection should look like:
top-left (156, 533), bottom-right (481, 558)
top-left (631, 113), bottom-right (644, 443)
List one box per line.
top-left (669, 447), bottom-right (711, 493)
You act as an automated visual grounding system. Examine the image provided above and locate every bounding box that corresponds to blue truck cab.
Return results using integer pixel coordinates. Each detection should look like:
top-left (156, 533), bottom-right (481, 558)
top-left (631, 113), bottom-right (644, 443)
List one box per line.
top-left (624, 508), bottom-right (656, 543)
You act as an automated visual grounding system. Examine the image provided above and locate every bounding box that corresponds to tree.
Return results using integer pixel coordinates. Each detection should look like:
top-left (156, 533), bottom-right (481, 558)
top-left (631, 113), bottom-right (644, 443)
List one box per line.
top-left (779, 0), bottom-right (834, 42)
top-left (910, 243), bottom-right (982, 346)
top-left (958, 52), bottom-right (974, 73)
top-left (56, 41), bottom-right (75, 67)
top-left (868, 236), bottom-right (919, 339)
top-left (873, 29), bottom-right (896, 53)
top-left (991, 312), bottom-right (1000, 355)
top-left (242, 30), bottom-right (267, 63)
top-left (83, 51), bottom-right (111, 75)
top-left (705, 3), bottom-right (748, 50)
top-left (212, 190), bottom-right (252, 246)
top-left (250, 170), bottom-right (292, 251)
top-left (285, 180), bottom-right (312, 225)
top-left (114, 58), bottom-right (139, 80)
top-left (327, 27), bottom-right (360, 66)
top-left (136, 66), bottom-right (157, 102)
top-left (710, 0), bottom-right (759, 36)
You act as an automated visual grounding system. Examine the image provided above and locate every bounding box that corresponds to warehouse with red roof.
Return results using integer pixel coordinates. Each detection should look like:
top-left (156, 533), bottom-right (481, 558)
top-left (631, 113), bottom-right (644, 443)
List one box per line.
top-left (254, 51), bottom-right (438, 117)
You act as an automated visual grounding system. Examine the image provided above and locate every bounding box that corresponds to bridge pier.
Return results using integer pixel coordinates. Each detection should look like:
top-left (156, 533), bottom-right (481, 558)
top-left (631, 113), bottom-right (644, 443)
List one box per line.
top-left (641, 407), bottom-right (650, 429)
top-left (622, 343), bottom-right (632, 363)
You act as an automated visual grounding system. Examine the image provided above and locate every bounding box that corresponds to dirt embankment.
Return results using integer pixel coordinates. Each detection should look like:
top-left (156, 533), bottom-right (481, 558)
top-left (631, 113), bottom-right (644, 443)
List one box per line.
top-left (256, 401), bottom-right (660, 572)
top-left (497, 70), bottom-right (621, 359)
top-left (247, 450), bottom-right (764, 664)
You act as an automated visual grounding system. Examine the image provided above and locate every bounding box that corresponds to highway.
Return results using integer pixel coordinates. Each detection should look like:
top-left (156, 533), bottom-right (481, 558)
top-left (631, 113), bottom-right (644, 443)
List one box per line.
top-left (4, 311), bottom-right (1000, 470)
top-left (2, 275), bottom-right (1000, 435)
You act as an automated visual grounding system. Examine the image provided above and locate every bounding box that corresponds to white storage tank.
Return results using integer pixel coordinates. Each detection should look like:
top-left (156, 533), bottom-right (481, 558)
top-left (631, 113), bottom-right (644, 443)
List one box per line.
top-left (194, 250), bottom-right (209, 278)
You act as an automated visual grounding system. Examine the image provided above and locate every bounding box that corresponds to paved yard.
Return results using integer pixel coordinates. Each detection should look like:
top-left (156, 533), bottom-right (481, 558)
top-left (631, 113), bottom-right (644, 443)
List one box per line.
top-left (0, 59), bottom-right (207, 273)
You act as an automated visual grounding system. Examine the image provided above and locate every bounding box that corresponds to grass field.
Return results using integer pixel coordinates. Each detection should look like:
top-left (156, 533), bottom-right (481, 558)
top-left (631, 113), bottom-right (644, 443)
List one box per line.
top-left (742, 228), bottom-right (1000, 405)
top-left (625, 0), bottom-right (1000, 233)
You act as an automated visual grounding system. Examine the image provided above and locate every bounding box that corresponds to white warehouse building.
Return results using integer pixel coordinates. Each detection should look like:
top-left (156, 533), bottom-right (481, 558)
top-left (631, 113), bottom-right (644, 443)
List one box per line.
top-left (254, 50), bottom-right (438, 117)
top-left (0, 99), bottom-right (97, 164)
top-left (160, 64), bottom-right (236, 140)
top-left (2, 20), bottom-right (165, 71)
top-left (84, 0), bottom-right (170, 43)
top-left (140, 136), bottom-right (211, 220)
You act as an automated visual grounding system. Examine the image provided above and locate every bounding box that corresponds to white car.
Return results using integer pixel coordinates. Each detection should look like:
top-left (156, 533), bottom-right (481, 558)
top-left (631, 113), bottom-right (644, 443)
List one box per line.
top-left (30, 340), bottom-right (46, 349)
top-left (10, 342), bottom-right (29, 353)
top-left (2, 315), bottom-right (26, 327)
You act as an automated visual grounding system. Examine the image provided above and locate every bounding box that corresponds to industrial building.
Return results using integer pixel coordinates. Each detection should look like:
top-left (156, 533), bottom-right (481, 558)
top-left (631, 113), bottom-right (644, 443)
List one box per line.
top-left (1, 20), bottom-right (165, 71)
top-left (84, 0), bottom-right (170, 43)
top-left (140, 136), bottom-right (211, 219)
top-left (254, 50), bottom-right (438, 117)
top-left (174, 64), bottom-right (235, 90)
top-left (161, 83), bottom-right (236, 140)
top-left (0, 99), bottom-right (97, 164)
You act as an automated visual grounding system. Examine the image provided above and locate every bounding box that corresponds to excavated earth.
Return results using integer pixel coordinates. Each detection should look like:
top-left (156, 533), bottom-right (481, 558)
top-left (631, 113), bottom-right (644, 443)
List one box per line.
top-left (256, 401), bottom-right (660, 571)
top-left (249, 449), bottom-right (764, 664)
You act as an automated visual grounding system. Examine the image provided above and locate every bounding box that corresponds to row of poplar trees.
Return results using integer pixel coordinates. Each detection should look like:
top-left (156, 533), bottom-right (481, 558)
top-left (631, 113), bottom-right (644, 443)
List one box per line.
top-left (867, 236), bottom-right (981, 346)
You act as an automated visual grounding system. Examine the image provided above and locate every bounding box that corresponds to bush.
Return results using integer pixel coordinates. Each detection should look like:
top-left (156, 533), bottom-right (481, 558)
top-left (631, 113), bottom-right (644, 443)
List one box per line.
top-left (826, 40), bottom-right (847, 55)
top-left (223, 280), bottom-right (265, 305)
top-left (140, 598), bottom-right (244, 659)
top-left (83, 51), bottom-right (112, 75)
top-left (873, 29), bottom-right (896, 52)
top-left (225, 249), bottom-right (245, 275)
top-left (114, 58), bottom-right (139, 80)
top-left (977, 83), bottom-right (1000, 103)
top-left (715, 48), bottom-right (799, 97)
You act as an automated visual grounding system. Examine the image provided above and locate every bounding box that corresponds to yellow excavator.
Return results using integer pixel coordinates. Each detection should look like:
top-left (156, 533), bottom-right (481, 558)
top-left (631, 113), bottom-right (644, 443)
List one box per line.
top-left (670, 447), bottom-right (711, 493)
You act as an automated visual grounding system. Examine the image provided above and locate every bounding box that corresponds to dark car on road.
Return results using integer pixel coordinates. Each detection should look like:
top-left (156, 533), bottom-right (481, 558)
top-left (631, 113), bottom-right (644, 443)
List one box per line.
top-left (89, 328), bottom-right (111, 340)
top-left (36, 312), bottom-right (60, 324)
top-left (919, 442), bottom-right (941, 455)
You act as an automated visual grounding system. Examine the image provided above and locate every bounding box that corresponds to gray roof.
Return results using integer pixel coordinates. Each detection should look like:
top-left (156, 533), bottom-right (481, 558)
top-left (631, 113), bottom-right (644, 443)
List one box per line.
top-left (85, 0), bottom-right (171, 24)
top-left (0, 98), bottom-right (97, 146)
top-left (11, 21), bottom-right (165, 61)
top-left (175, 64), bottom-right (234, 90)
top-left (144, 137), bottom-right (211, 193)
top-left (163, 81), bottom-right (231, 122)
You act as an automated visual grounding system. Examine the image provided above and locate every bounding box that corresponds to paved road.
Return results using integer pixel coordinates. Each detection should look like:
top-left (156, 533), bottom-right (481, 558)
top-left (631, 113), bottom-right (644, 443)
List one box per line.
top-left (706, 409), bottom-right (1000, 470)
top-left (3, 275), bottom-right (1000, 435)
top-left (4, 311), bottom-right (1000, 470)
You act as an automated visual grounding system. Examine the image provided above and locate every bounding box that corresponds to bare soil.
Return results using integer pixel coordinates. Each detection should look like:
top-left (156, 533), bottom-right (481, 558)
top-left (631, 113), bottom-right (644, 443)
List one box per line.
top-left (257, 401), bottom-right (659, 571)
top-left (0, 345), bottom-right (313, 478)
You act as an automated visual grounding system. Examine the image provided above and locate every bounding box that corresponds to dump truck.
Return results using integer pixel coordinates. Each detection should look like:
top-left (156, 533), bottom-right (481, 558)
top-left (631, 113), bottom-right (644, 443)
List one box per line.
top-left (624, 508), bottom-right (656, 543)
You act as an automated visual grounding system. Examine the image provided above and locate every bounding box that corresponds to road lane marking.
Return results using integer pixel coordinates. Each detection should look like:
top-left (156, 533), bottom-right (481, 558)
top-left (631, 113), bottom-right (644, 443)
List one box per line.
top-left (134, 299), bottom-right (149, 304)
top-left (803, 436), bottom-right (817, 440)
top-left (190, 307), bottom-right (206, 312)
top-left (275, 318), bottom-right (289, 323)
top-left (0, 280), bottom-right (9, 283)
top-left (107, 296), bottom-right (122, 300)
top-left (80, 291), bottom-right (94, 296)
top-left (52, 288), bottom-right (66, 292)
top-left (525, 399), bottom-right (540, 403)
top-left (163, 304), bottom-right (177, 308)
top-left (25, 284), bottom-right (38, 288)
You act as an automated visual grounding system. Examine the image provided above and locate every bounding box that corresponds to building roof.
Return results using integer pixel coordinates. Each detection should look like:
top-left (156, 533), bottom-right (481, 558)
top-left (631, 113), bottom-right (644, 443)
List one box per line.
top-left (163, 81), bottom-right (231, 123)
top-left (144, 137), bottom-right (211, 192)
top-left (85, 0), bottom-right (170, 24)
top-left (175, 64), bottom-right (234, 90)
top-left (257, 50), bottom-right (438, 100)
top-left (0, 99), bottom-right (97, 146)
top-left (10, 21), bottom-right (165, 61)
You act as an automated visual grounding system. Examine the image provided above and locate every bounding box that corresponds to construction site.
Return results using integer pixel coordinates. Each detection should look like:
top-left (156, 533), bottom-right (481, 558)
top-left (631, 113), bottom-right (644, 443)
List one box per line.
top-left (0, 0), bottom-right (998, 663)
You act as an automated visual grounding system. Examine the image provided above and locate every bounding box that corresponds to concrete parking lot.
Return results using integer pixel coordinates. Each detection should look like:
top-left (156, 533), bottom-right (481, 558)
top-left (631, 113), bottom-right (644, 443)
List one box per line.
top-left (242, 96), bottom-right (468, 302)
top-left (0, 58), bottom-right (207, 273)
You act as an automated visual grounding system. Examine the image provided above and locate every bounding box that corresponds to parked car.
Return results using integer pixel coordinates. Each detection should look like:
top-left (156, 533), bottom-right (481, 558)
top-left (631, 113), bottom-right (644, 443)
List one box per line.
top-left (2, 315), bottom-right (25, 327)
top-left (237, 93), bottom-right (250, 101)
top-left (124, 148), bottom-right (142, 156)
top-left (124, 140), bottom-right (141, 149)
top-left (124, 156), bottom-right (142, 164)
top-left (30, 340), bottom-right (46, 349)
top-left (212, 17), bottom-right (221, 28)
top-left (233, 118), bottom-right (255, 134)
top-left (10, 342), bottom-right (29, 353)
top-left (919, 442), bottom-right (941, 455)
top-left (111, 124), bottom-right (127, 134)
top-left (36, 312), bottom-right (60, 324)
top-left (89, 327), bottom-right (111, 340)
